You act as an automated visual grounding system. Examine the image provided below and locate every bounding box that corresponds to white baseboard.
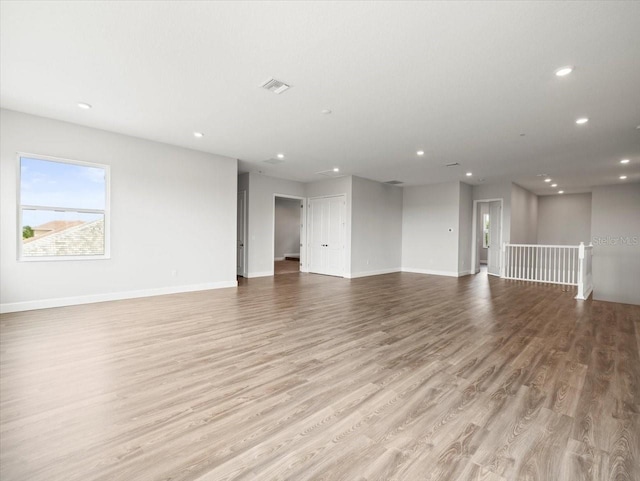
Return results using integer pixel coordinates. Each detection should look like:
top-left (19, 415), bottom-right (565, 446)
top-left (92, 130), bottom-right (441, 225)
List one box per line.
top-left (401, 267), bottom-right (461, 277)
top-left (346, 268), bottom-right (401, 279)
top-left (458, 269), bottom-right (473, 277)
top-left (284, 253), bottom-right (300, 258)
top-left (246, 271), bottom-right (273, 278)
top-left (575, 285), bottom-right (593, 301)
top-left (0, 280), bottom-right (238, 314)
top-left (274, 257), bottom-right (285, 261)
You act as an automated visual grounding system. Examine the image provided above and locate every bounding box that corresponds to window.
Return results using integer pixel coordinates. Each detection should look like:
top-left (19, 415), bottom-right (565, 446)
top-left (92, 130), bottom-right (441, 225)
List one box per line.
top-left (18, 154), bottom-right (110, 260)
top-left (482, 213), bottom-right (490, 248)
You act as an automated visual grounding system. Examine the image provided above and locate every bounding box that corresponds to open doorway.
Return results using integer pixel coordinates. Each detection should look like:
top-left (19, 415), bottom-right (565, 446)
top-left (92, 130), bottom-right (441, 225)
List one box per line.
top-left (237, 190), bottom-right (247, 277)
top-left (274, 196), bottom-right (303, 275)
top-left (471, 199), bottom-right (503, 276)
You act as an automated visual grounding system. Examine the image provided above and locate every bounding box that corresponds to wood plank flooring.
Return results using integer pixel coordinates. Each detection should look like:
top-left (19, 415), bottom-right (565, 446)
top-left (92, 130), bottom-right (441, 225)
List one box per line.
top-left (274, 260), bottom-right (300, 275)
top-left (1, 272), bottom-right (639, 481)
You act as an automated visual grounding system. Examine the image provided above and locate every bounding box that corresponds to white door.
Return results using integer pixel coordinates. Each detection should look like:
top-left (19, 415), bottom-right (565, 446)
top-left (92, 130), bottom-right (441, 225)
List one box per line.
top-left (307, 195), bottom-right (345, 277)
top-left (237, 191), bottom-right (246, 276)
top-left (487, 201), bottom-right (501, 276)
top-left (308, 197), bottom-right (325, 273)
top-left (325, 196), bottom-right (345, 276)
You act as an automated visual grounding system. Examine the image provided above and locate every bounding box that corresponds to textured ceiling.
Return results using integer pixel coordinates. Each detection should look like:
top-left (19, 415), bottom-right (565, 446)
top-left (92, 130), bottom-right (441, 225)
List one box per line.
top-left (1, 1), bottom-right (639, 194)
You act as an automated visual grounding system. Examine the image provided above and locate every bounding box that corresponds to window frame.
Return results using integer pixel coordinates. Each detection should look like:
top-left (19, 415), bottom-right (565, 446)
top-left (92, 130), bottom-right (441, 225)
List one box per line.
top-left (16, 152), bottom-right (111, 262)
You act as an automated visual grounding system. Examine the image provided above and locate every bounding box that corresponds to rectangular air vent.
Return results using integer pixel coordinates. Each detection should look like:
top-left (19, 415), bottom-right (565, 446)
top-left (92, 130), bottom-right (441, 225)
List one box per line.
top-left (260, 78), bottom-right (291, 94)
top-left (384, 180), bottom-right (404, 185)
top-left (316, 169), bottom-right (344, 178)
top-left (445, 162), bottom-right (460, 167)
top-left (263, 158), bottom-right (285, 165)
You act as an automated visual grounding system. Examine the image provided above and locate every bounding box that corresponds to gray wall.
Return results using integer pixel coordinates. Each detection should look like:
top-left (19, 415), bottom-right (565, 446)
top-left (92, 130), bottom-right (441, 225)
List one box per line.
top-left (351, 176), bottom-right (402, 277)
top-left (510, 183), bottom-right (538, 244)
top-left (537, 193), bottom-right (592, 245)
top-left (458, 182), bottom-right (473, 274)
top-left (274, 197), bottom-right (300, 259)
top-left (591, 183), bottom-right (640, 305)
top-left (402, 182), bottom-right (461, 275)
top-left (1, 109), bottom-right (237, 312)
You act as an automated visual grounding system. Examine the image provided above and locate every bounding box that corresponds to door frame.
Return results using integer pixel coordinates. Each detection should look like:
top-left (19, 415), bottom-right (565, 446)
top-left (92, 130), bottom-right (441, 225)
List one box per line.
top-left (272, 193), bottom-right (307, 274)
top-left (237, 190), bottom-right (247, 277)
top-left (306, 194), bottom-right (347, 277)
top-left (471, 198), bottom-right (503, 276)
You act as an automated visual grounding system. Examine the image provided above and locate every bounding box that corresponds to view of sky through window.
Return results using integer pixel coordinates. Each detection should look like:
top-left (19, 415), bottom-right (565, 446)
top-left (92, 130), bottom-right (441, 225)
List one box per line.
top-left (20, 157), bottom-right (106, 226)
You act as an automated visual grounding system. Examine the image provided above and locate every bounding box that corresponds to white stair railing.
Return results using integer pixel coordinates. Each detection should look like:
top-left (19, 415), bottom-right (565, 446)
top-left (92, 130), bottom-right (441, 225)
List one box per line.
top-left (502, 242), bottom-right (593, 300)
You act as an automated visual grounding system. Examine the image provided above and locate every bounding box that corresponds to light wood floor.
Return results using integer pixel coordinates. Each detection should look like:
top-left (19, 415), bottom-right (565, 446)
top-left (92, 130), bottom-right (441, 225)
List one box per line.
top-left (274, 259), bottom-right (300, 275)
top-left (1, 272), bottom-right (639, 481)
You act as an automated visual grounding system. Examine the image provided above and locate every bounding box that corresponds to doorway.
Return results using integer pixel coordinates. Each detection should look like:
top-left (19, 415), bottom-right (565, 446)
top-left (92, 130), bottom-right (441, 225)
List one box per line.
top-left (273, 196), bottom-right (303, 275)
top-left (237, 190), bottom-right (247, 277)
top-left (471, 199), bottom-right (503, 277)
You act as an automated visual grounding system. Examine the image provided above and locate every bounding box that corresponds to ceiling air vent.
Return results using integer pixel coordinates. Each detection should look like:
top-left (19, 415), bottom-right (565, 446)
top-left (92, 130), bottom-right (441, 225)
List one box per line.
top-left (446, 162), bottom-right (460, 167)
top-left (263, 158), bottom-right (285, 165)
top-left (260, 78), bottom-right (291, 94)
top-left (384, 180), bottom-right (404, 185)
top-left (316, 169), bottom-right (344, 178)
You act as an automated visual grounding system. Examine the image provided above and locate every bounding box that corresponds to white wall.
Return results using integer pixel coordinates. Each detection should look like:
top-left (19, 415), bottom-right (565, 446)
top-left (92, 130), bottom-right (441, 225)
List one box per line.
top-left (458, 182), bottom-right (473, 275)
top-left (350, 176), bottom-right (402, 277)
top-left (245, 173), bottom-right (305, 277)
top-left (510, 183), bottom-right (538, 244)
top-left (274, 197), bottom-right (300, 259)
top-left (402, 182), bottom-right (461, 276)
top-left (591, 183), bottom-right (640, 305)
top-left (537, 193), bottom-right (591, 245)
top-left (0, 109), bottom-right (237, 312)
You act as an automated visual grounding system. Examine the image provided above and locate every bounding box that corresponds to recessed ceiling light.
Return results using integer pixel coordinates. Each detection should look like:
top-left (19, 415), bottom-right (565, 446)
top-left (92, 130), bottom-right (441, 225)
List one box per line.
top-left (555, 66), bottom-right (574, 77)
top-left (417, 150), bottom-right (424, 156)
top-left (466, 172), bottom-right (472, 177)
top-left (620, 159), bottom-right (630, 164)
top-left (193, 132), bottom-right (204, 138)
top-left (576, 117), bottom-right (589, 125)
top-left (333, 167), bottom-right (340, 172)
top-left (277, 153), bottom-right (285, 159)
top-left (558, 190), bottom-right (564, 194)
top-left (551, 183), bottom-right (558, 187)
top-left (321, 109), bottom-right (332, 115)
top-left (77, 102), bottom-right (92, 109)
top-left (544, 178), bottom-right (552, 182)
top-left (620, 175), bottom-right (627, 180)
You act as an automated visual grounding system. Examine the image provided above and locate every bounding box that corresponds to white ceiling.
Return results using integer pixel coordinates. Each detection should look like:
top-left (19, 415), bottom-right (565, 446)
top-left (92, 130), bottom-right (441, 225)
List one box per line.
top-left (2, 1), bottom-right (639, 194)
